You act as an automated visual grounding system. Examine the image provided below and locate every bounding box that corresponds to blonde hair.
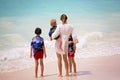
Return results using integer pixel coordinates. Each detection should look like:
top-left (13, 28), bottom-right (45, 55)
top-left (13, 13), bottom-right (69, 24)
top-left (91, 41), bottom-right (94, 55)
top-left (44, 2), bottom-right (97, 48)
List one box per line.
top-left (50, 19), bottom-right (57, 26)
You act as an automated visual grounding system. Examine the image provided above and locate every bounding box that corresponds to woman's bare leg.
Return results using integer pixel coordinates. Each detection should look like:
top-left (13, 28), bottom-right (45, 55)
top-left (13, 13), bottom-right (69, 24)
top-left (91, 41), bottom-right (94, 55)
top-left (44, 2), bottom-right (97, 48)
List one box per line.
top-left (63, 54), bottom-right (69, 76)
top-left (56, 53), bottom-right (62, 77)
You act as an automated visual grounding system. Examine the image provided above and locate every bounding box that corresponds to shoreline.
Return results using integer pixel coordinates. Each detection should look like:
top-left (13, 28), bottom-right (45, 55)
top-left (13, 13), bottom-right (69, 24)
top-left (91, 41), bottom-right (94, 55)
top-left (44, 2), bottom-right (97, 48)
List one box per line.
top-left (0, 54), bottom-right (120, 80)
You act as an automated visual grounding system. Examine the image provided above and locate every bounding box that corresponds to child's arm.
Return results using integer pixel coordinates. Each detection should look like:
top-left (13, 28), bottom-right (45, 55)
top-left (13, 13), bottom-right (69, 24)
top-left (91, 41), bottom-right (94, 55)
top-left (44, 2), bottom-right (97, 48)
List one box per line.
top-left (73, 43), bottom-right (76, 53)
top-left (30, 46), bottom-right (33, 58)
top-left (43, 46), bottom-right (47, 58)
top-left (30, 37), bottom-right (34, 58)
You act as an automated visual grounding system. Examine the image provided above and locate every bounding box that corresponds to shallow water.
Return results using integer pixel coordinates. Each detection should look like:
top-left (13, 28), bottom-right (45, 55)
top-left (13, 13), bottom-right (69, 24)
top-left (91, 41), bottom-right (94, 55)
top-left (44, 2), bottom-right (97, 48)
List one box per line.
top-left (0, 31), bottom-right (120, 73)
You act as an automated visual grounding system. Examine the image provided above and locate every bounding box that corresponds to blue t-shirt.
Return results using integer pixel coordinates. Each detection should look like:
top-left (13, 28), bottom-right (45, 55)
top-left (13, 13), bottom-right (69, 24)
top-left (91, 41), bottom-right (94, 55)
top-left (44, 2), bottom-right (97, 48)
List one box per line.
top-left (48, 26), bottom-right (60, 40)
top-left (31, 36), bottom-right (44, 54)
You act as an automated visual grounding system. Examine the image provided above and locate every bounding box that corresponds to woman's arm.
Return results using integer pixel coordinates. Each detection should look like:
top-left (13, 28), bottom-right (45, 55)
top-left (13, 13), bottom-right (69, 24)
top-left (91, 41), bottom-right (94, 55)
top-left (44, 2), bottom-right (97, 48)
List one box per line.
top-left (52, 26), bottom-right (60, 40)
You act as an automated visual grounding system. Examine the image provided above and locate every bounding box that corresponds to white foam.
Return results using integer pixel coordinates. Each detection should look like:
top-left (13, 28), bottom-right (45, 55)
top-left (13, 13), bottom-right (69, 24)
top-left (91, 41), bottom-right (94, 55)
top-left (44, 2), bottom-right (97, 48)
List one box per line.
top-left (77, 32), bottom-right (103, 48)
top-left (0, 32), bottom-right (120, 73)
top-left (76, 32), bottom-right (120, 58)
top-left (0, 40), bottom-right (57, 73)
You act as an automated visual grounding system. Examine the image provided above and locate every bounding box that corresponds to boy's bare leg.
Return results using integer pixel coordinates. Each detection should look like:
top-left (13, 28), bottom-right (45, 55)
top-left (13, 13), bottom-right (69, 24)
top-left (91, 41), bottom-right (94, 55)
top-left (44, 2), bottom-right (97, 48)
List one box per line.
top-left (63, 54), bottom-right (69, 76)
top-left (68, 58), bottom-right (72, 73)
top-left (71, 58), bottom-right (76, 73)
top-left (56, 53), bottom-right (62, 77)
top-left (35, 60), bottom-right (38, 78)
top-left (40, 59), bottom-right (44, 77)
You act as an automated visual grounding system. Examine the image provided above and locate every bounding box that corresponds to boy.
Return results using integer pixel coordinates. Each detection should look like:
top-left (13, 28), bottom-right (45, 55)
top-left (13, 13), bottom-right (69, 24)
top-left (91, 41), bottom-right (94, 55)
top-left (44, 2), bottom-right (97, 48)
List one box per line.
top-left (68, 35), bottom-right (77, 74)
top-left (30, 27), bottom-right (46, 78)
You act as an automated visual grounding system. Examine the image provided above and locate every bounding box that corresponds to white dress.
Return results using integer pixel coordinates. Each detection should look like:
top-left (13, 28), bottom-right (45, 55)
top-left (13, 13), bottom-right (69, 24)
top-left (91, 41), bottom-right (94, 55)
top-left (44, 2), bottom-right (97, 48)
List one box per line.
top-left (52, 23), bottom-right (77, 54)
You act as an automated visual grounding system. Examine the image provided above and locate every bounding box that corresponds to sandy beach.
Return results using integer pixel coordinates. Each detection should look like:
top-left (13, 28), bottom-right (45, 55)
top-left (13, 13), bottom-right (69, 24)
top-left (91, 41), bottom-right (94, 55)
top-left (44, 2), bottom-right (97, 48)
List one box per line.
top-left (0, 54), bottom-right (120, 80)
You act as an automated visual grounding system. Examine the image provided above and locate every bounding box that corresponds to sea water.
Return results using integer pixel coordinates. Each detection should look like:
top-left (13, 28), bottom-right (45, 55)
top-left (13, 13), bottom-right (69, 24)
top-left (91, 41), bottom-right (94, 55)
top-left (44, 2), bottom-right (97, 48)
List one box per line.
top-left (0, 31), bottom-right (120, 73)
top-left (0, 19), bottom-right (120, 73)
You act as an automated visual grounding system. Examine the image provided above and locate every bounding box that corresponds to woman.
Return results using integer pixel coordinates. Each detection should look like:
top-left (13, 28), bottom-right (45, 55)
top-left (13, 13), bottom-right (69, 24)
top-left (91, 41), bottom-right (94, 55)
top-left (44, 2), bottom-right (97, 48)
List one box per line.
top-left (52, 14), bottom-right (76, 77)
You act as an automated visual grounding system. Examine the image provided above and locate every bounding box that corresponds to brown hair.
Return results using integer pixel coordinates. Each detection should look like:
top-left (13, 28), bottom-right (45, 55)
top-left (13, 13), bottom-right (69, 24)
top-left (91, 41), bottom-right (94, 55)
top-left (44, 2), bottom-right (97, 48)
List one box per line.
top-left (60, 14), bottom-right (68, 24)
top-left (50, 19), bottom-right (57, 26)
top-left (35, 27), bottom-right (41, 35)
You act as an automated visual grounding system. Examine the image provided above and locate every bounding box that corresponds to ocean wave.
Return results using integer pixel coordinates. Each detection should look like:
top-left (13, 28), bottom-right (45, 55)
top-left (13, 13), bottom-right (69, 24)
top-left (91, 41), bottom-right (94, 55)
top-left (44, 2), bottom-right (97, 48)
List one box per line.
top-left (0, 34), bottom-right (27, 50)
top-left (0, 34), bottom-right (27, 42)
top-left (0, 31), bottom-right (120, 73)
top-left (77, 32), bottom-right (103, 48)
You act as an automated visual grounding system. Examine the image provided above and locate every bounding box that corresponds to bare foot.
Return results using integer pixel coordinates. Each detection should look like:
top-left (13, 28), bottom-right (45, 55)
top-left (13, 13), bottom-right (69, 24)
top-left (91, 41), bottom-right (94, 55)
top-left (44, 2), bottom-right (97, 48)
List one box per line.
top-left (58, 75), bottom-right (63, 77)
top-left (73, 72), bottom-right (77, 76)
top-left (35, 75), bottom-right (37, 78)
top-left (74, 71), bottom-right (77, 73)
top-left (65, 74), bottom-right (69, 77)
top-left (40, 74), bottom-right (44, 77)
top-left (69, 71), bottom-right (72, 74)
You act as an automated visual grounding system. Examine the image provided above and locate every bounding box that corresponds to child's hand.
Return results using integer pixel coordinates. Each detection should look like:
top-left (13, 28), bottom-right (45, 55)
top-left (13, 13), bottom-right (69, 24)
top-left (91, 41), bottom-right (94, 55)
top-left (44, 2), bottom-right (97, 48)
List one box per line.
top-left (74, 50), bottom-right (76, 53)
top-left (44, 53), bottom-right (47, 58)
top-left (69, 41), bottom-right (73, 44)
top-left (30, 52), bottom-right (32, 58)
top-left (70, 52), bottom-right (74, 56)
top-left (50, 37), bottom-right (52, 41)
top-left (30, 55), bottom-right (32, 58)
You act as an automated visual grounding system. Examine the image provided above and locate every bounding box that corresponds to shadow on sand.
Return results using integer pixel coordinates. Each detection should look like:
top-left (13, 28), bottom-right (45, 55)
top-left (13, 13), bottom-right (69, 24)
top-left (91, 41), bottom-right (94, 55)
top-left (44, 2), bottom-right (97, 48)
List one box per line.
top-left (75, 71), bottom-right (92, 76)
top-left (43, 73), bottom-right (57, 77)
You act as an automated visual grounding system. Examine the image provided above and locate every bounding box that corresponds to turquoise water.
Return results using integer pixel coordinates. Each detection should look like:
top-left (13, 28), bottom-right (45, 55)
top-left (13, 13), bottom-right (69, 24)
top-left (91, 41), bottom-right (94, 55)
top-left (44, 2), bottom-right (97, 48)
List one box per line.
top-left (0, 0), bottom-right (120, 39)
top-left (0, 0), bottom-right (120, 40)
top-left (0, 0), bottom-right (120, 73)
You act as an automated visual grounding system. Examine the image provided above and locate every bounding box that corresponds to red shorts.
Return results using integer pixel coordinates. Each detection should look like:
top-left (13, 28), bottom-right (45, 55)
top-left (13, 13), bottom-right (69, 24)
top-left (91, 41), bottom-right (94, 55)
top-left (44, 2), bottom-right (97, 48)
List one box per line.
top-left (34, 51), bottom-right (43, 60)
top-left (68, 52), bottom-right (75, 58)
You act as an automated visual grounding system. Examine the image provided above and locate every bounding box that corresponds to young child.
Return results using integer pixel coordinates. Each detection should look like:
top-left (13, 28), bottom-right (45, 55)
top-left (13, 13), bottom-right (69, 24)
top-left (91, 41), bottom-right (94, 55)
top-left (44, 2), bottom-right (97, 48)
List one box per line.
top-left (48, 19), bottom-right (60, 40)
top-left (48, 19), bottom-right (62, 51)
top-left (68, 35), bottom-right (77, 74)
top-left (30, 27), bottom-right (46, 78)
